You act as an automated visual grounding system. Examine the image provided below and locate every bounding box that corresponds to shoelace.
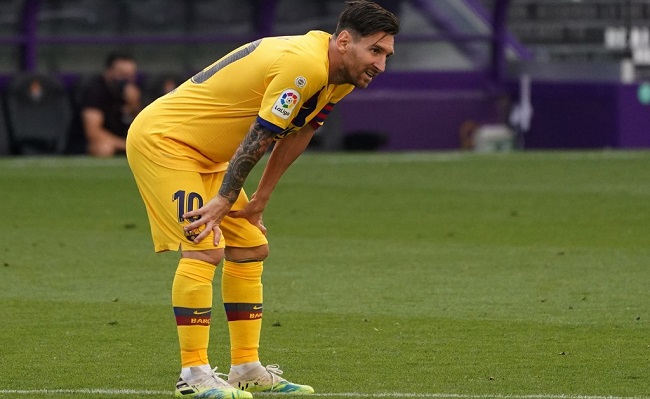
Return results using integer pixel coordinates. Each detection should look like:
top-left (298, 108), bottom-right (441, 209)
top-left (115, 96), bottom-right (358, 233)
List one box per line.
top-left (192, 367), bottom-right (232, 389)
top-left (264, 364), bottom-right (286, 386)
top-left (213, 367), bottom-right (231, 381)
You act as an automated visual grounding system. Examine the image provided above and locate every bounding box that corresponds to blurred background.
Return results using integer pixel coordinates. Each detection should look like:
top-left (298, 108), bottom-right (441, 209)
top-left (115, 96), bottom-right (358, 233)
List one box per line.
top-left (0, 0), bottom-right (649, 156)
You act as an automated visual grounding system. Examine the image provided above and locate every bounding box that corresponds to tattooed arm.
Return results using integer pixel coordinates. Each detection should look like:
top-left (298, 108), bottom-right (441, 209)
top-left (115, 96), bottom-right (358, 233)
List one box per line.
top-left (229, 123), bottom-right (316, 234)
top-left (219, 121), bottom-right (277, 204)
top-left (182, 121), bottom-right (276, 244)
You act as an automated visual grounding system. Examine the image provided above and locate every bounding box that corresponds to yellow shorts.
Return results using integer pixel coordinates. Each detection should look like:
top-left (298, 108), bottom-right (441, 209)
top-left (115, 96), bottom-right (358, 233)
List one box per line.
top-left (126, 146), bottom-right (268, 253)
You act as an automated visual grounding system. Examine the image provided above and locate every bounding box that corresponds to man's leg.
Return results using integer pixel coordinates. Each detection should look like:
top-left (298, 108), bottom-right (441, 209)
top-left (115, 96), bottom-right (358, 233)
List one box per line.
top-left (213, 181), bottom-right (313, 394)
top-left (173, 249), bottom-right (252, 398)
top-left (219, 244), bottom-right (314, 395)
top-left (126, 149), bottom-right (252, 398)
top-left (174, 251), bottom-right (221, 374)
top-left (222, 246), bottom-right (267, 367)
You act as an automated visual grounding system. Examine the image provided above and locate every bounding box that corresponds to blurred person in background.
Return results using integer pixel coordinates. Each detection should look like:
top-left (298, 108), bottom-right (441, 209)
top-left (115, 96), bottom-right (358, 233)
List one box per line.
top-left (79, 51), bottom-right (141, 157)
top-left (127, 1), bottom-right (399, 398)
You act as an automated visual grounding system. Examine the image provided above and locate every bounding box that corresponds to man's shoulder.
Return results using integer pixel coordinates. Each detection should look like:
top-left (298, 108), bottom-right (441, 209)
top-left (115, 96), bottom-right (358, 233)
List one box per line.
top-left (263, 30), bottom-right (329, 54)
top-left (264, 31), bottom-right (329, 78)
top-left (293, 30), bottom-right (331, 51)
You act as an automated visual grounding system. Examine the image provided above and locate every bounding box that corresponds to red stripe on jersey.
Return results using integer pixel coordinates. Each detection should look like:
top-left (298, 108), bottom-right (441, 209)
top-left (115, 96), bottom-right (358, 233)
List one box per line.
top-left (309, 102), bottom-right (336, 127)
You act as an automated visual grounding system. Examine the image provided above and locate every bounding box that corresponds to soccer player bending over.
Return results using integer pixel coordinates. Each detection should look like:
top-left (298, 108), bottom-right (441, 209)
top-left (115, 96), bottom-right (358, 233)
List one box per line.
top-left (126, 1), bottom-right (399, 397)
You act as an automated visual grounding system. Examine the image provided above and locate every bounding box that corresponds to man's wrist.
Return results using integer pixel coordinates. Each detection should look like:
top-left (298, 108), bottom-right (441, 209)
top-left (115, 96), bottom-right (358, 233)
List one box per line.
top-left (254, 191), bottom-right (271, 203)
top-left (218, 188), bottom-right (240, 204)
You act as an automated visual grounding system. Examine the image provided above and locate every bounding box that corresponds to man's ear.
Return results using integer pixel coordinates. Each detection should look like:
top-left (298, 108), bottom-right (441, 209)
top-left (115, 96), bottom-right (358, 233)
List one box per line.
top-left (336, 30), bottom-right (352, 52)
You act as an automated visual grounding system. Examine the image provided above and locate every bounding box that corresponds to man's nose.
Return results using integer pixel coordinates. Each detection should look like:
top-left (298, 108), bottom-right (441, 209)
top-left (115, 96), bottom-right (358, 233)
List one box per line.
top-left (374, 56), bottom-right (386, 73)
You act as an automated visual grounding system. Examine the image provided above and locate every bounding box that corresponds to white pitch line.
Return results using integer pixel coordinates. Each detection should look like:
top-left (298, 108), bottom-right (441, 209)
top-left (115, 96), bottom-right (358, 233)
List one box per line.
top-left (0, 389), bottom-right (168, 395)
top-left (0, 390), bottom-right (648, 399)
top-left (303, 394), bottom-right (650, 399)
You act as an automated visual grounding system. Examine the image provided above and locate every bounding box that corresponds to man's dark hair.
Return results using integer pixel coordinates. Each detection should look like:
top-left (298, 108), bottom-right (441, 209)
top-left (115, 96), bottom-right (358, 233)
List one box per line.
top-left (335, 0), bottom-right (400, 37)
top-left (104, 51), bottom-right (135, 69)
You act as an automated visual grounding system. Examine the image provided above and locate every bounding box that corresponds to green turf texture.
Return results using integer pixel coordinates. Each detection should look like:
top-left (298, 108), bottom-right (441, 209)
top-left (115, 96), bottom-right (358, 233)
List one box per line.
top-left (0, 151), bottom-right (648, 399)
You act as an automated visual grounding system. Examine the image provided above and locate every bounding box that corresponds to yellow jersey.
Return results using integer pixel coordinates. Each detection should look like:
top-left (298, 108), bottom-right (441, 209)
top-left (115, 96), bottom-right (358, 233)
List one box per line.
top-left (128, 30), bottom-right (355, 173)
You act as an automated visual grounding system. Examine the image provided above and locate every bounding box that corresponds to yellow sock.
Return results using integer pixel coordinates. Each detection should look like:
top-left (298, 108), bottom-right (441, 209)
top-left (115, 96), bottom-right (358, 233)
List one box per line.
top-left (222, 260), bottom-right (263, 366)
top-left (172, 258), bottom-right (216, 368)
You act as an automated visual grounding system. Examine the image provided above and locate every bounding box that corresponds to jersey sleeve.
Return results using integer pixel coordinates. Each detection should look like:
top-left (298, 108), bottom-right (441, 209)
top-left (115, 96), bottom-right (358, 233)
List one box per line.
top-left (307, 84), bottom-right (354, 130)
top-left (307, 102), bottom-right (335, 130)
top-left (256, 51), bottom-right (328, 134)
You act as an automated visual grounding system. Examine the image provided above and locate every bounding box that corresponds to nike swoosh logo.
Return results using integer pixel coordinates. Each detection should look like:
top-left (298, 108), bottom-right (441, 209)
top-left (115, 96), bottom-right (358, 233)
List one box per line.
top-left (253, 306), bottom-right (263, 310)
top-left (193, 310), bottom-right (211, 315)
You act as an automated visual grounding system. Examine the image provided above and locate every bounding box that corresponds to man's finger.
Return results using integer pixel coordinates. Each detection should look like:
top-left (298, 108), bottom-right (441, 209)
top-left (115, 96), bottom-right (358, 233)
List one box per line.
top-left (228, 210), bottom-right (243, 218)
top-left (184, 218), bottom-right (204, 232)
top-left (213, 226), bottom-right (222, 246)
top-left (182, 210), bottom-right (198, 219)
top-left (193, 222), bottom-right (212, 243)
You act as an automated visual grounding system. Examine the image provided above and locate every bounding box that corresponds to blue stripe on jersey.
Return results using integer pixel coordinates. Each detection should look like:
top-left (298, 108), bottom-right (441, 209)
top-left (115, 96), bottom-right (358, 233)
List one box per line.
top-left (312, 102), bottom-right (334, 123)
top-left (256, 116), bottom-right (285, 134)
top-left (290, 89), bottom-right (322, 127)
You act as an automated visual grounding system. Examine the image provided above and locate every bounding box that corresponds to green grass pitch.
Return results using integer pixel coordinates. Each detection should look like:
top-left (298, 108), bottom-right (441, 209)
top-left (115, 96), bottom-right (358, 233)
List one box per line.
top-left (0, 151), bottom-right (648, 399)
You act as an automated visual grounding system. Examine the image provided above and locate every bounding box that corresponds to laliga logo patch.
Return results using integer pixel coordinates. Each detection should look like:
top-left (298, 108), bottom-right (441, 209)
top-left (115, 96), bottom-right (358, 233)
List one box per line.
top-left (272, 89), bottom-right (300, 120)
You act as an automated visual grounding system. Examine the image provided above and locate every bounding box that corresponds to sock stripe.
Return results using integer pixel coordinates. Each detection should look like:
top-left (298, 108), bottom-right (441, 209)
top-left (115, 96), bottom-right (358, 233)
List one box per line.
top-left (224, 303), bottom-right (263, 321)
top-left (173, 307), bottom-right (212, 326)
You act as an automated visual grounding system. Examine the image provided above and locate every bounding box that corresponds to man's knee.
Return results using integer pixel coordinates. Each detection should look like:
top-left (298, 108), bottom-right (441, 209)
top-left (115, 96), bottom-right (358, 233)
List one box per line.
top-left (181, 248), bottom-right (224, 266)
top-left (225, 244), bottom-right (269, 263)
